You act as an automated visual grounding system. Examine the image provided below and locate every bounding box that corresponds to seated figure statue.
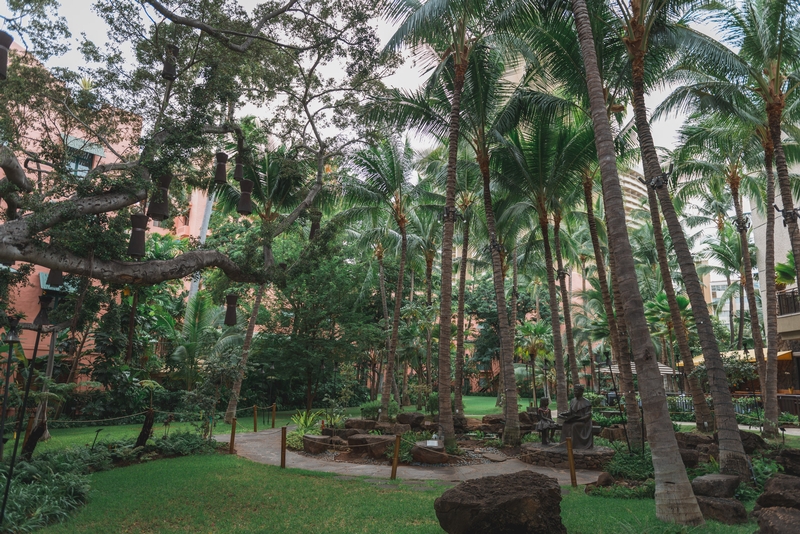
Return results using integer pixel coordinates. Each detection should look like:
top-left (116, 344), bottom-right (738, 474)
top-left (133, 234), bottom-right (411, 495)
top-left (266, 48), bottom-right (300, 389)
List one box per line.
top-left (557, 385), bottom-right (593, 449)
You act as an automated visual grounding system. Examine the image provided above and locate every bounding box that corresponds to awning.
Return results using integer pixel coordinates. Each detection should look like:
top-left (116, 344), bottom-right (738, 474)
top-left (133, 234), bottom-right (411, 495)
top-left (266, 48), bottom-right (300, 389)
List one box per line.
top-left (676, 349), bottom-right (793, 366)
top-left (62, 134), bottom-right (105, 158)
top-left (598, 362), bottom-right (676, 377)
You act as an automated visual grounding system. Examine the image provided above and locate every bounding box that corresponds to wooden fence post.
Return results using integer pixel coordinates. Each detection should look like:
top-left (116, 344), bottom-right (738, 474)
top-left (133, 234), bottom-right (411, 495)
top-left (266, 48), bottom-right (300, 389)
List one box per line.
top-left (253, 405), bottom-right (258, 433)
top-left (272, 403), bottom-right (277, 429)
top-left (565, 437), bottom-right (577, 488)
top-left (280, 426), bottom-right (287, 468)
top-left (390, 435), bottom-right (401, 480)
top-left (229, 417), bottom-right (237, 454)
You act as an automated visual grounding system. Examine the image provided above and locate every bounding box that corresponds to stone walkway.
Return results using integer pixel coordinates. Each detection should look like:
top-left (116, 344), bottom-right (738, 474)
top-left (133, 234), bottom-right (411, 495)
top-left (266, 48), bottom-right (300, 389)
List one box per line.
top-left (215, 429), bottom-right (602, 486)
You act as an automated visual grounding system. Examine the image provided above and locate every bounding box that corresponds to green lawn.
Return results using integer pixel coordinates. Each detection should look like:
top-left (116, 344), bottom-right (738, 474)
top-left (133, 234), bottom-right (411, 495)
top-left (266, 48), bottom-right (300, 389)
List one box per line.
top-left (41, 454), bottom-right (755, 534)
top-left (459, 395), bottom-right (546, 417)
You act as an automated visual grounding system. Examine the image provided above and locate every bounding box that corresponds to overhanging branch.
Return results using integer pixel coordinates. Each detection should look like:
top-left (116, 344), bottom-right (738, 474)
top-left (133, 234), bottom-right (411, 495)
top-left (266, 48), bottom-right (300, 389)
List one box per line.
top-left (0, 146), bottom-right (34, 193)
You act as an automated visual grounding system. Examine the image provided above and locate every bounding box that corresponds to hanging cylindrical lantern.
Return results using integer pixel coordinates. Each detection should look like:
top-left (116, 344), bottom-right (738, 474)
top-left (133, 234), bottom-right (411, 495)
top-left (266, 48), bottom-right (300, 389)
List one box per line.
top-left (214, 152), bottom-right (229, 184)
top-left (233, 155), bottom-right (243, 182)
top-left (46, 268), bottom-right (64, 287)
top-left (161, 44), bottom-right (179, 81)
top-left (224, 294), bottom-right (238, 326)
top-left (127, 213), bottom-right (149, 258)
top-left (0, 30), bottom-right (12, 81)
top-left (146, 173), bottom-right (173, 221)
top-left (237, 179), bottom-right (253, 215)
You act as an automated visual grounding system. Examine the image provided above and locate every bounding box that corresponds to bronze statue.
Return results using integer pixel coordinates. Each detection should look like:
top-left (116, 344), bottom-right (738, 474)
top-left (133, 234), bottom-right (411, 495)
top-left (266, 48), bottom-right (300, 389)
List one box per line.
top-left (558, 385), bottom-right (593, 449)
top-left (535, 397), bottom-right (557, 445)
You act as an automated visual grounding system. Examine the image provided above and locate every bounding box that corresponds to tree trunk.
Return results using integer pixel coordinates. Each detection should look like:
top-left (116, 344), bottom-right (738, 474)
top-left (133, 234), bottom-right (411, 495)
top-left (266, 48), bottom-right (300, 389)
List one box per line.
top-left (225, 283), bottom-right (266, 423)
top-left (554, 214), bottom-right (580, 386)
top-left (540, 209), bottom-right (568, 413)
top-left (454, 220), bottom-right (470, 414)
top-left (630, 45), bottom-right (748, 477)
top-left (768, 103), bottom-right (800, 287)
top-left (608, 242), bottom-right (645, 449)
top-left (426, 257), bottom-right (434, 389)
top-left (572, 0), bottom-right (704, 522)
top-left (644, 179), bottom-right (713, 429)
top-left (436, 62), bottom-right (467, 446)
top-left (478, 150), bottom-right (520, 445)
top-left (763, 145), bottom-right (779, 437)
top-left (380, 227), bottom-right (407, 421)
top-left (728, 273), bottom-right (735, 344)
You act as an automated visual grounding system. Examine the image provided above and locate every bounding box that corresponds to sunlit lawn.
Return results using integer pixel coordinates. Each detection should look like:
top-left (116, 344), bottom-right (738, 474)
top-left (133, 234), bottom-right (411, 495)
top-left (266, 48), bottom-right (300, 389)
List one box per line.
top-left (40, 454), bottom-right (756, 534)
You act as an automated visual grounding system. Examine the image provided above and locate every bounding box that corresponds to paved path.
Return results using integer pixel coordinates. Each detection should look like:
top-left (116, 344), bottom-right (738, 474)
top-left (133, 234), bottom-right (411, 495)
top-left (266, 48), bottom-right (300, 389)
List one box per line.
top-left (216, 429), bottom-right (602, 486)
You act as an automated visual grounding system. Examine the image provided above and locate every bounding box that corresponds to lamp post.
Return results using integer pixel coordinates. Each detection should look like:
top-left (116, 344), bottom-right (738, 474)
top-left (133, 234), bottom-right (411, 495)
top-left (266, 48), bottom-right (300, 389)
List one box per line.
top-left (0, 316), bottom-right (20, 459)
top-left (0, 296), bottom-right (52, 525)
top-left (224, 294), bottom-right (238, 326)
top-left (596, 351), bottom-right (632, 453)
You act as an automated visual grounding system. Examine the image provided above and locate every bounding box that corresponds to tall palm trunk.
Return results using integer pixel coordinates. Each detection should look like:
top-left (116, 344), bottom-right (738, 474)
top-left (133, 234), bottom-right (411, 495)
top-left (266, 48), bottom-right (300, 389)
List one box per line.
top-left (554, 214), bottom-right (580, 386)
top-left (608, 242), bottom-right (644, 449)
top-left (380, 227), bottom-right (407, 421)
top-left (426, 257), bottom-right (434, 389)
top-left (225, 283), bottom-right (265, 423)
top-left (478, 151), bottom-right (520, 445)
top-left (628, 37), bottom-right (747, 476)
top-left (571, 0), bottom-right (704, 523)
top-left (764, 147), bottom-right (779, 437)
top-left (454, 220), bottom-right (470, 414)
top-left (645, 183), bottom-right (713, 429)
top-left (539, 208), bottom-right (568, 413)
top-left (436, 62), bottom-right (467, 445)
top-left (728, 274), bottom-right (735, 342)
top-left (767, 104), bottom-right (800, 286)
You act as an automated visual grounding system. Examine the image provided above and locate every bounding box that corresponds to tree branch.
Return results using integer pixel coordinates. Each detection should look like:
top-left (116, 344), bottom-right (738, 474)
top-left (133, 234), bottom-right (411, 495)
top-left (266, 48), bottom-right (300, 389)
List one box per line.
top-left (0, 243), bottom-right (259, 285)
top-left (0, 146), bottom-right (34, 193)
top-left (143, 0), bottom-right (300, 52)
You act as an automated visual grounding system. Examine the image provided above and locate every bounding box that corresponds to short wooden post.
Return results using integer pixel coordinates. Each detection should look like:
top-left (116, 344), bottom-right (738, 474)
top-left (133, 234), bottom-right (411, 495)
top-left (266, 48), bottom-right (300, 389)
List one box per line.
top-left (272, 403), bottom-right (277, 428)
top-left (565, 437), bottom-right (577, 488)
top-left (229, 417), bottom-right (237, 454)
top-left (280, 426), bottom-right (287, 468)
top-left (253, 405), bottom-right (258, 433)
top-left (390, 434), bottom-right (401, 480)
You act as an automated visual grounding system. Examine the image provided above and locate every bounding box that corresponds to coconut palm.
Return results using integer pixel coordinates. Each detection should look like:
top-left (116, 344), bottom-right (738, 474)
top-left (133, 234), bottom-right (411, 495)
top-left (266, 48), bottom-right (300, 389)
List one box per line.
top-left (568, 0), bottom-right (704, 522)
top-left (342, 138), bottom-right (415, 421)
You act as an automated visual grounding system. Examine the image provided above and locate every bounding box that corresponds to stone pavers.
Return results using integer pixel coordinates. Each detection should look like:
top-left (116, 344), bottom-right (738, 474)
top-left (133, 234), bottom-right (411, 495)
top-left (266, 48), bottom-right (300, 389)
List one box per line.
top-left (216, 428), bottom-right (602, 486)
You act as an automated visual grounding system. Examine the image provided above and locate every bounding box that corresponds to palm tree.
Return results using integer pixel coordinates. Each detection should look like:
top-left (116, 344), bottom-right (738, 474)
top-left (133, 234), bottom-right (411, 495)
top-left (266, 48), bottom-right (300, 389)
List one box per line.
top-left (618, 0), bottom-right (748, 476)
top-left (568, 0), bottom-right (704, 523)
top-left (343, 139), bottom-right (415, 420)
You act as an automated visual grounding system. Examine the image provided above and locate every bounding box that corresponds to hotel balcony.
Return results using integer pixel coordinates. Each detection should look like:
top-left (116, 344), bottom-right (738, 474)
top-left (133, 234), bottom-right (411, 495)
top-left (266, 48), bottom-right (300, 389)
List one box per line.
top-left (778, 288), bottom-right (800, 340)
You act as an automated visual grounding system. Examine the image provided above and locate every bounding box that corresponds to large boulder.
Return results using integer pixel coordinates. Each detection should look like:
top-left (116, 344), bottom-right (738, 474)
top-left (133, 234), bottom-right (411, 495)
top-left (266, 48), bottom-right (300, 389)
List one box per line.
top-left (738, 430), bottom-right (769, 454)
top-left (396, 412), bottom-right (425, 428)
top-left (411, 440), bottom-right (449, 464)
top-left (434, 471), bottom-right (566, 534)
top-left (674, 432), bottom-right (714, 449)
top-left (345, 418), bottom-right (376, 431)
top-left (757, 506), bottom-right (800, 534)
top-left (695, 496), bottom-right (748, 525)
top-left (453, 414), bottom-right (468, 432)
top-left (599, 424), bottom-right (627, 443)
top-left (679, 448), bottom-right (700, 468)
top-left (691, 474), bottom-right (741, 499)
top-left (518, 411), bottom-right (532, 425)
top-left (778, 448), bottom-right (800, 477)
top-left (482, 414), bottom-right (505, 425)
top-left (322, 428), bottom-right (361, 438)
top-left (756, 474), bottom-right (800, 510)
top-left (303, 434), bottom-right (330, 455)
top-left (347, 433), bottom-right (395, 459)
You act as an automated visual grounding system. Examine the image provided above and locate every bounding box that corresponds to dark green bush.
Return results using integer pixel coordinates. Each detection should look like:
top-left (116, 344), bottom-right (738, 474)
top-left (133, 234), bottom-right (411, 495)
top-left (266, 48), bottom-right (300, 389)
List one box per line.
top-left (605, 447), bottom-right (654, 481)
top-left (359, 399), bottom-right (399, 420)
top-left (592, 413), bottom-right (625, 427)
top-left (385, 431), bottom-right (433, 463)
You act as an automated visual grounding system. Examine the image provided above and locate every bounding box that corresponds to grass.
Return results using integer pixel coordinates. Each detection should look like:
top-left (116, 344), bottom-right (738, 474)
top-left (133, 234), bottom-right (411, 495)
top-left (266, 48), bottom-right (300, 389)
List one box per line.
top-left (40, 454), bottom-right (758, 534)
top-left (459, 395), bottom-right (550, 418)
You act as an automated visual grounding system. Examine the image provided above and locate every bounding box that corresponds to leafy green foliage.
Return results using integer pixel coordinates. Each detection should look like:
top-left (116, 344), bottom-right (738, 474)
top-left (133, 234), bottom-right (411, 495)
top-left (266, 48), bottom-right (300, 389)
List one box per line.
top-left (291, 410), bottom-right (324, 433)
top-left (384, 430), bottom-right (433, 463)
top-left (360, 399), bottom-right (399, 420)
top-left (605, 447), bottom-right (654, 481)
top-left (735, 456), bottom-right (783, 502)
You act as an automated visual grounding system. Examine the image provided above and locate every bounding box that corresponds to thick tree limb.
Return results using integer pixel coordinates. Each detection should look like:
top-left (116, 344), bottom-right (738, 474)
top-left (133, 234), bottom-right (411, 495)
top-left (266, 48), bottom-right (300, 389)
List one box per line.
top-left (143, 0), bottom-right (300, 52)
top-left (0, 243), bottom-right (259, 285)
top-left (0, 146), bottom-right (34, 192)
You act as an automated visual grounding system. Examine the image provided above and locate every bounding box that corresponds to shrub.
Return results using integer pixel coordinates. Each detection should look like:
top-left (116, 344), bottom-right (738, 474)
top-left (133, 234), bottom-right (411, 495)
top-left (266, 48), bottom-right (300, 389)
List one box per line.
top-left (605, 447), bottom-right (654, 481)
top-left (483, 438), bottom-right (503, 448)
top-left (383, 431), bottom-right (433, 463)
top-left (735, 456), bottom-right (783, 501)
top-left (359, 399), bottom-right (398, 420)
top-left (521, 432), bottom-right (541, 444)
top-left (291, 410), bottom-right (324, 433)
top-left (779, 411), bottom-right (799, 425)
top-left (286, 428), bottom-right (321, 451)
top-left (593, 413), bottom-right (625, 428)
top-left (584, 392), bottom-right (605, 407)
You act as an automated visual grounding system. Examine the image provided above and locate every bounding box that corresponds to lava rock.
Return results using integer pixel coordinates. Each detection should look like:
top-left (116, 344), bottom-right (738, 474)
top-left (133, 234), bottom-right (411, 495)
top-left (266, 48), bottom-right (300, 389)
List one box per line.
top-left (778, 448), bottom-right (800, 477)
top-left (518, 411), bottom-right (532, 425)
top-left (397, 412), bottom-right (425, 428)
top-left (434, 471), bottom-right (566, 534)
top-left (596, 472), bottom-right (615, 487)
top-left (345, 418), bottom-right (376, 431)
top-left (329, 436), bottom-right (348, 447)
top-left (691, 474), bottom-right (742, 499)
top-left (453, 414), bottom-right (468, 432)
top-left (674, 432), bottom-right (714, 449)
top-left (695, 496), bottom-right (748, 525)
top-left (482, 414), bottom-right (505, 425)
top-left (303, 434), bottom-right (330, 454)
top-left (757, 506), bottom-right (800, 534)
top-left (756, 474), bottom-right (800, 510)
top-left (412, 440), bottom-right (449, 464)
top-left (679, 448), bottom-right (700, 468)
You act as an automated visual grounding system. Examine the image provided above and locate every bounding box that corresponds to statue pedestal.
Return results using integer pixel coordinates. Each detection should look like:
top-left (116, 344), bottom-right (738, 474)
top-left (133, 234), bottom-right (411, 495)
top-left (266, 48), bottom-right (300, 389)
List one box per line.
top-left (520, 442), bottom-right (614, 471)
